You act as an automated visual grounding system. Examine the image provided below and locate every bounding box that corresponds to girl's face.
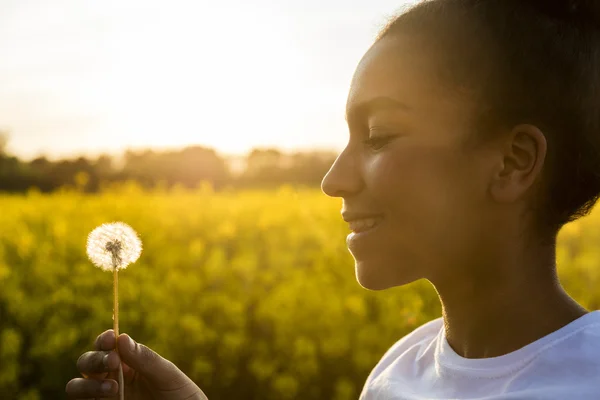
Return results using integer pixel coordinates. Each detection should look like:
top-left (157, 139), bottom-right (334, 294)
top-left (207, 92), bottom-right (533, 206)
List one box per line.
top-left (322, 35), bottom-right (497, 290)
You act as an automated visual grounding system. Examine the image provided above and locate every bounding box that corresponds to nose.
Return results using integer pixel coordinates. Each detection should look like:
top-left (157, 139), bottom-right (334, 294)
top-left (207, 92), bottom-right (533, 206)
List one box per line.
top-left (321, 147), bottom-right (363, 198)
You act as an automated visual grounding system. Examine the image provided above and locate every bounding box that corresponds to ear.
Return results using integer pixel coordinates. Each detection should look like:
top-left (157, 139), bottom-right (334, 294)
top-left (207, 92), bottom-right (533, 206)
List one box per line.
top-left (489, 124), bottom-right (547, 203)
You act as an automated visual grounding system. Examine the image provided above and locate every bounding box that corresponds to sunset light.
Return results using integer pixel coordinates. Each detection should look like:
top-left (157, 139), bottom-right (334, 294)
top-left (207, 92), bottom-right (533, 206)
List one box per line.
top-left (1, 0), bottom-right (414, 159)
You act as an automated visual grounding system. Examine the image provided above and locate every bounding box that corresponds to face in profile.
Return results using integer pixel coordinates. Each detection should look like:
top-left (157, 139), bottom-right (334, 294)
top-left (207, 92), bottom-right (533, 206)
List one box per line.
top-left (321, 35), bottom-right (493, 291)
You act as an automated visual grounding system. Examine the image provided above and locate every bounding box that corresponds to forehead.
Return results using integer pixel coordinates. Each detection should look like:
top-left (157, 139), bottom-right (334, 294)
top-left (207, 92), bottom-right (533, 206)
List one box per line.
top-left (347, 35), bottom-right (453, 116)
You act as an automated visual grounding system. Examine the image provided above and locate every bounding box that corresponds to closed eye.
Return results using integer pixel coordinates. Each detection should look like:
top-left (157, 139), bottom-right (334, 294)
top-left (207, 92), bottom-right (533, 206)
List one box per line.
top-left (363, 135), bottom-right (395, 150)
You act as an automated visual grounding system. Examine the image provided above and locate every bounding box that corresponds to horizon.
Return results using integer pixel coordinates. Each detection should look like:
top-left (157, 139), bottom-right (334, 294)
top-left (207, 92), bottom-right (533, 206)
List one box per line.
top-left (2, 139), bottom-right (342, 163)
top-left (1, 0), bottom-right (416, 161)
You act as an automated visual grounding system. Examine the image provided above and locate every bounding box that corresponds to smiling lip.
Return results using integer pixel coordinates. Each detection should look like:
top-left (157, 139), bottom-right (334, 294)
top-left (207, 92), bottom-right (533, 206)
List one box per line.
top-left (342, 211), bottom-right (384, 222)
top-left (346, 217), bottom-right (384, 250)
top-left (346, 216), bottom-right (384, 233)
top-left (342, 212), bottom-right (384, 233)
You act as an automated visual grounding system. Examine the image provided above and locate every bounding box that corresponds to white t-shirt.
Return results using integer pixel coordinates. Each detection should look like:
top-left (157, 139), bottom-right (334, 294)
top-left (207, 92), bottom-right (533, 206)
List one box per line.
top-left (359, 310), bottom-right (600, 399)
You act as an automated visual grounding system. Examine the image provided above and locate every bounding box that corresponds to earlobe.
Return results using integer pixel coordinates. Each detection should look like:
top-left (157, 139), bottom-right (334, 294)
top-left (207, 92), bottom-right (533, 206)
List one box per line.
top-left (489, 125), bottom-right (547, 203)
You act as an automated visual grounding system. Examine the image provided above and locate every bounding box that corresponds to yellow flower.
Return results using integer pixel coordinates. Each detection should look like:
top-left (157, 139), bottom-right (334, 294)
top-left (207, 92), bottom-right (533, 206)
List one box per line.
top-left (86, 222), bottom-right (142, 271)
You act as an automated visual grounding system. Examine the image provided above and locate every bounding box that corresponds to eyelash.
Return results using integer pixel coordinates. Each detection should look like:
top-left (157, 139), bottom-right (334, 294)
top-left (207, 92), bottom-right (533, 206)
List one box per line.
top-left (363, 134), bottom-right (393, 150)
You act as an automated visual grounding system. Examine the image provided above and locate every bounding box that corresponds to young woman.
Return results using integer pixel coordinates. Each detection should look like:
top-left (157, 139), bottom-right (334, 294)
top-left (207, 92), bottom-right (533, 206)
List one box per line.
top-left (66, 0), bottom-right (600, 399)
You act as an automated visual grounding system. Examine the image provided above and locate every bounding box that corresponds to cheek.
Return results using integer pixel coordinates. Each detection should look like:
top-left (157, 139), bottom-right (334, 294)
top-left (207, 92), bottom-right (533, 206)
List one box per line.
top-left (365, 144), bottom-right (476, 268)
top-left (367, 143), bottom-right (464, 210)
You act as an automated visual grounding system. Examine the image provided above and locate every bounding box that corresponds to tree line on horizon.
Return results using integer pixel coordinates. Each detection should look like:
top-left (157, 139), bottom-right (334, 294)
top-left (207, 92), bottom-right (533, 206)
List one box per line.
top-left (0, 134), bottom-right (337, 193)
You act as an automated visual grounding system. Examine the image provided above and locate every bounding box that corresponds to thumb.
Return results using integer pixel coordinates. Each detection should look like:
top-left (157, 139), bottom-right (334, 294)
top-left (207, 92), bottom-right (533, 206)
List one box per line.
top-left (117, 333), bottom-right (188, 390)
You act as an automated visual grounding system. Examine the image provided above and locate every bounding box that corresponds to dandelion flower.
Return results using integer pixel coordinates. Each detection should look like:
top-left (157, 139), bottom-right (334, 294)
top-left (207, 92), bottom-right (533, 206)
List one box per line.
top-left (86, 221), bottom-right (142, 400)
top-left (87, 222), bottom-right (142, 271)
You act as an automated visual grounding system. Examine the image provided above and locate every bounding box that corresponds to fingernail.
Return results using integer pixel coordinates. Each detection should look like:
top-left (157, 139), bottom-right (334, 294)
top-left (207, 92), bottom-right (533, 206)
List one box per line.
top-left (100, 381), bottom-right (114, 393)
top-left (102, 353), bottom-right (109, 368)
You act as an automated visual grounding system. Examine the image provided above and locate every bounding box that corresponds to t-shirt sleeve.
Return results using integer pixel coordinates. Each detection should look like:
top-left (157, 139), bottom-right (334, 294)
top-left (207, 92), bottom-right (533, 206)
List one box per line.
top-left (359, 317), bottom-right (443, 397)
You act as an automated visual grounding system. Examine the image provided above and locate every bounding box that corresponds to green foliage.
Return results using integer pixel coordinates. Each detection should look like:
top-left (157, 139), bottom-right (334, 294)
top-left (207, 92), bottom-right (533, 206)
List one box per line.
top-left (0, 186), bottom-right (598, 399)
top-left (0, 140), bottom-right (337, 193)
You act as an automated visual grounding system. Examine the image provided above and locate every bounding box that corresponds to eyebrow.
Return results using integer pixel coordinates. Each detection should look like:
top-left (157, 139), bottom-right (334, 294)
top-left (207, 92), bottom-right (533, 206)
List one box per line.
top-left (345, 96), bottom-right (411, 122)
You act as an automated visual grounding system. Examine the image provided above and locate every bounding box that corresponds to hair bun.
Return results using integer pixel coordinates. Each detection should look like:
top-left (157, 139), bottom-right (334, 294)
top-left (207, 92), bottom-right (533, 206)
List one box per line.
top-left (527, 0), bottom-right (600, 27)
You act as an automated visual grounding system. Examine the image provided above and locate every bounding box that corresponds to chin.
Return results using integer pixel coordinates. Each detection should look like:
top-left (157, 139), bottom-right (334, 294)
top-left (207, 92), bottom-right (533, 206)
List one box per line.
top-left (355, 260), bottom-right (398, 291)
top-left (354, 259), bottom-right (418, 291)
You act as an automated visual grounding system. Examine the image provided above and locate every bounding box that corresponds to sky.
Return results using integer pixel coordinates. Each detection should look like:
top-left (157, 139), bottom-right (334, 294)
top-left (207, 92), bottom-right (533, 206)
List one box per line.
top-left (0, 0), bottom-right (415, 160)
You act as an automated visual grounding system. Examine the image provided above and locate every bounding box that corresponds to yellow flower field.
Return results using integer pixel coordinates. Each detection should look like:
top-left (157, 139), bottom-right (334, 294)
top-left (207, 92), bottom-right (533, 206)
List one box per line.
top-left (0, 184), bottom-right (598, 399)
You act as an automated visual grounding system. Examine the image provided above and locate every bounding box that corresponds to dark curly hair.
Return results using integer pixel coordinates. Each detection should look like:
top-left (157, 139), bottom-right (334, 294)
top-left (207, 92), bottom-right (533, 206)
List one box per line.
top-left (378, 0), bottom-right (600, 242)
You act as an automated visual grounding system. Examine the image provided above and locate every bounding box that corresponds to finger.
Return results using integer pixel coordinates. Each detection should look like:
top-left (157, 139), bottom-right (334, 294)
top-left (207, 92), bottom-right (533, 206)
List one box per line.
top-left (103, 360), bottom-right (136, 384)
top-left (121, 361), bottom-right (138, 383)
top-left (77, 351), bottom-right (121, 375)
top-left (117, 333), bottom-right (188, 389)
top-left (81, 371), bottom-right (108, 380)
top-left (65, 378), bottom-right (118, 398)
top-left (95, 329), bottom-right (116, 351)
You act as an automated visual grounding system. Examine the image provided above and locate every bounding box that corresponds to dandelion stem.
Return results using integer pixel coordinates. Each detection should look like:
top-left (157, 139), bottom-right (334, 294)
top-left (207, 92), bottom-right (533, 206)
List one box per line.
top-left (87, 223), bottom-right (141, 400)
top-left (113, 264), bottom-right (124, 400)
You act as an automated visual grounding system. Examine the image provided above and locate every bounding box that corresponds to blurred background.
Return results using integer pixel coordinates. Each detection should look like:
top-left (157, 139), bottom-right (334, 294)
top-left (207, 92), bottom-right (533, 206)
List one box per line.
top-left (0, 0), bottom-right (415, 191)
top-left (1, 1), bottom-right (600, 399)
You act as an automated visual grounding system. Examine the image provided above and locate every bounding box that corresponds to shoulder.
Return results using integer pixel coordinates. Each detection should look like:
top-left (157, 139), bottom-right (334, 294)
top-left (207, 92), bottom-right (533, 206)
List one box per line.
top-left (537, 312), bottom-right (600, 367)
top-left (366, 317), bottom-right (443, 382)
top-left (525, 311), bottom-right (600, 394)
top-left (384, 317), bottom-right (443, 358)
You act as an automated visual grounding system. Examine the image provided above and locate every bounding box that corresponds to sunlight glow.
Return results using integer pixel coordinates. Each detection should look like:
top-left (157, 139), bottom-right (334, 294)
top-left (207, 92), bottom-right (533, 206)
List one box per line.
top-left (0, 0), bottom-right (415, 159)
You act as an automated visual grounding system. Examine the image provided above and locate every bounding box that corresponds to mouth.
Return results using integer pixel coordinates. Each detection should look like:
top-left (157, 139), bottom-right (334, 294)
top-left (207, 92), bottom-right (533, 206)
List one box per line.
top-left (346, 216), bottom-right (384, 251)
top-left (347, 216), bottom-right (384, 234)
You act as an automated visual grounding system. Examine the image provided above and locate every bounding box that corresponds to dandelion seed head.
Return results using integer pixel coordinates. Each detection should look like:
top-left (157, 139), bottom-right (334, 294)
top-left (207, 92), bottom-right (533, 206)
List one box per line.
top-left (86, 222), bottom-right (142, 271)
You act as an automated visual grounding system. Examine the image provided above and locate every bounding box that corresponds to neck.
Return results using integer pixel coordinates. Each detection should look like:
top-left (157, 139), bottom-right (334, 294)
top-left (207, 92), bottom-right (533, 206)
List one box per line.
top-left (430, 239), bottom-right (588, 359)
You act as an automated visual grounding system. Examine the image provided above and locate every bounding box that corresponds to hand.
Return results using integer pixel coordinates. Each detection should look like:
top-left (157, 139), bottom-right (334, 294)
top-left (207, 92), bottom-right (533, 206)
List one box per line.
top-left (66, 329), bottom-right (208, 399)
